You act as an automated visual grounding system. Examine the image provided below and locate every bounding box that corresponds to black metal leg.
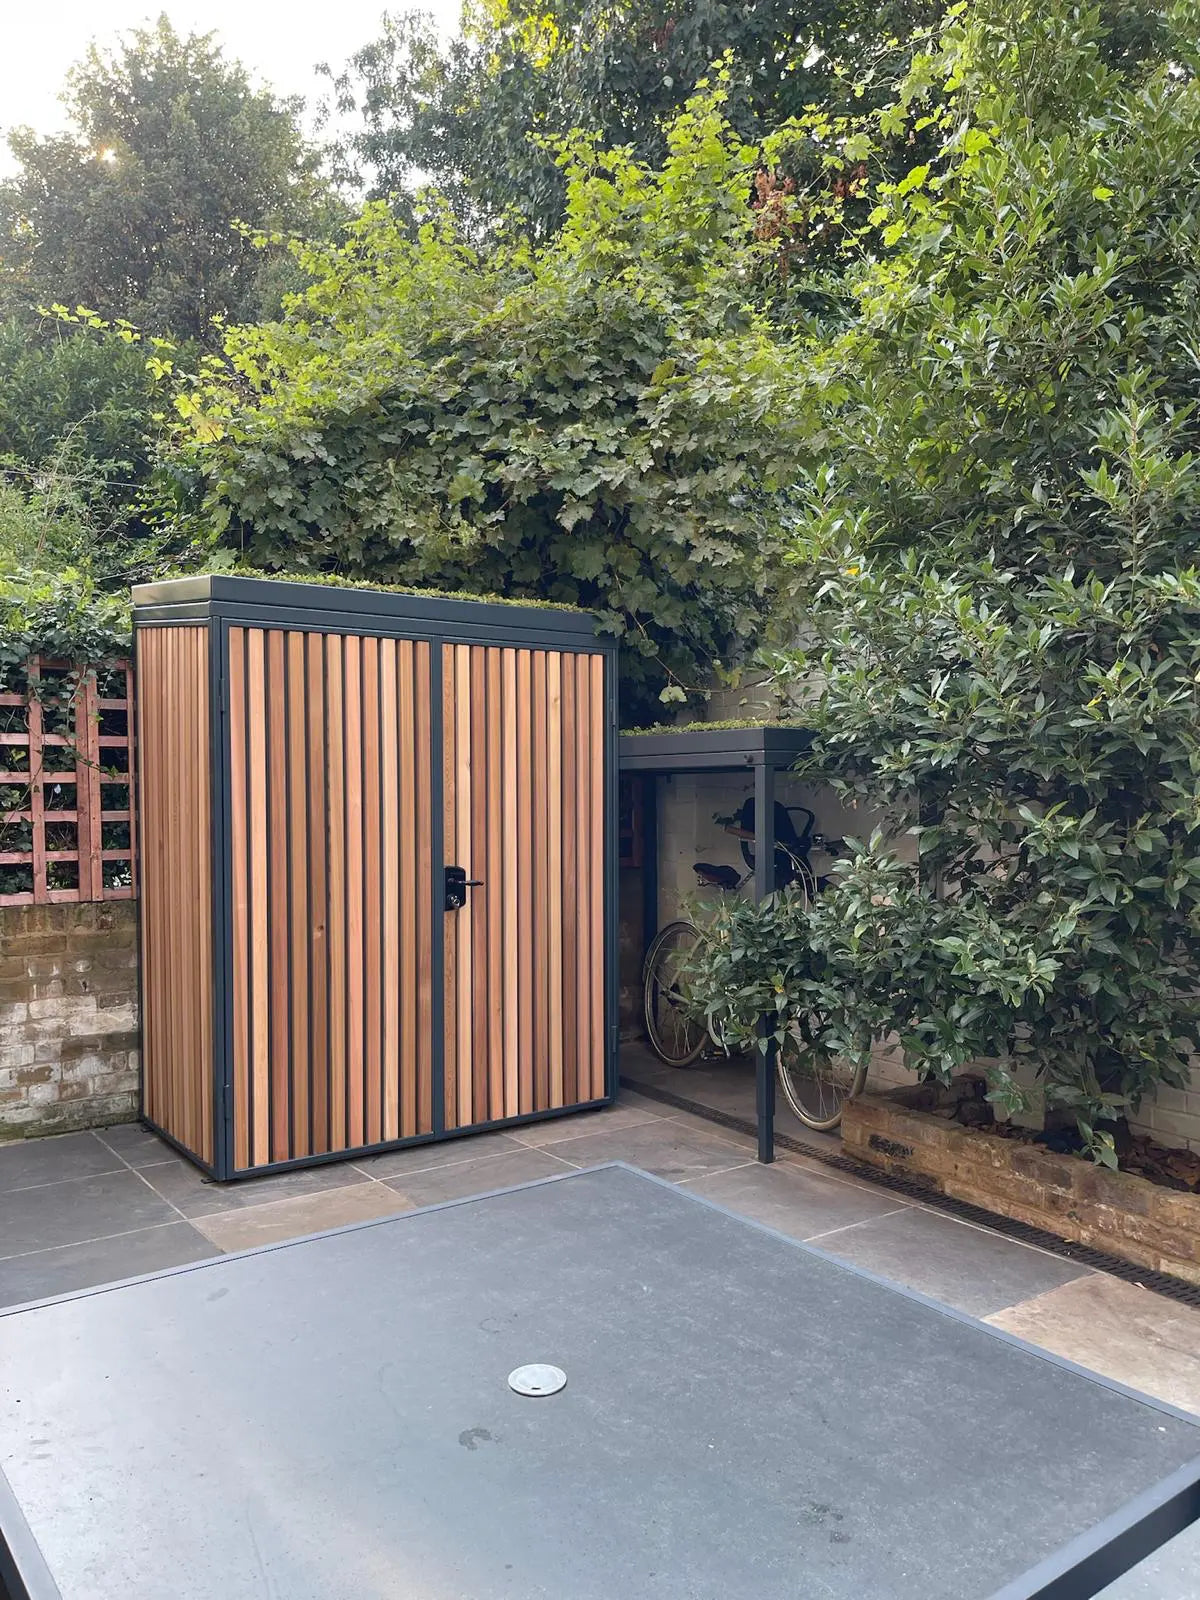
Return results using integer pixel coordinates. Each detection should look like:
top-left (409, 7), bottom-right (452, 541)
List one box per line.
top-left (753, 763), bottom-right (776, 1164)
top-left (756, 1034), bottom-right (776, 1165)
top-left (642, 776), bottom-right (658, 968)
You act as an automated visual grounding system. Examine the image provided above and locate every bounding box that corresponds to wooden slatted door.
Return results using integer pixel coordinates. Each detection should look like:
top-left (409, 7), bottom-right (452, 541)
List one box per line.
top-left (227, 627), bottom-right (435, 1170)
top-left (442, 644), bottom-right (607, 1129)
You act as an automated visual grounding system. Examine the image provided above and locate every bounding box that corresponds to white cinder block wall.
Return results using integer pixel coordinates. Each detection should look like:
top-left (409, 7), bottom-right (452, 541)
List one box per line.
top-left (1129, 1079), bottom-right (1200, 1153)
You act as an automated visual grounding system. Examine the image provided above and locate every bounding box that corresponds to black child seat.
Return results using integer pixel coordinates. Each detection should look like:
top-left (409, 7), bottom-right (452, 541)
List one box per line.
top-left (726, 798), bottom-right (810, 890)
top-left (692, 862), bottom-right (743, 891)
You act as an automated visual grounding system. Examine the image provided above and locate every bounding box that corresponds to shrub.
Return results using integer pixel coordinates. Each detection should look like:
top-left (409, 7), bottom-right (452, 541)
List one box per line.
top-left (693, 0), bottom-right (1200, 1162)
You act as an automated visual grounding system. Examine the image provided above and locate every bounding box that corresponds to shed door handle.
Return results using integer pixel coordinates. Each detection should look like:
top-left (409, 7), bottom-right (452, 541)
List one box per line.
top-left (444, 865), bottom-right (484, 910)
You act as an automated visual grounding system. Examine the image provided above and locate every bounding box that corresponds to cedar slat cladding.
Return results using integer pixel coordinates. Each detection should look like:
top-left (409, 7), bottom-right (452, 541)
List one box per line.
top-left (443, 644), bottom-right (606, 1127)
top-left (138, 627), bottom-right (214, 1165)
top-left (228, 628), bottom-right (434, 1169)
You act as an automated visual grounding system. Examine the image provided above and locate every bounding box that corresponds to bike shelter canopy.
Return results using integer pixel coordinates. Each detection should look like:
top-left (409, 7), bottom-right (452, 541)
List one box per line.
top-left (620, 724), bottom-right (815, 1162)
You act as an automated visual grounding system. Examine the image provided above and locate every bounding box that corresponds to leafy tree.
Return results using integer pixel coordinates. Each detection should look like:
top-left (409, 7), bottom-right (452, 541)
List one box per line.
top-left (0, 16), bottom-right (336, 340)
top-left (0, 476), bottom-right (134, 668)
top-left (687, 0), bottom-right (1200, 1162)
top-left (169, 87), bottom-right (812, 719)
top-left (329, 0), bottom-right (939, 238)
top-left (0, 315), bottom-right (159, 521)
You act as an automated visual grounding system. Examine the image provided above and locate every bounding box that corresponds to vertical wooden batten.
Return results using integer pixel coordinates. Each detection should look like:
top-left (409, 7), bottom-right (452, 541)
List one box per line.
top-left (229, 628), bottom-right (249, 1173)
top-left (343, 635), bottom-right (365, 1151)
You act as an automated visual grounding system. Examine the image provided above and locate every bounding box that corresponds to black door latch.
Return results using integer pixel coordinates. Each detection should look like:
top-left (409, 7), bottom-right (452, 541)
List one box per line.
top-left (444, 865), bottom-right (484, 911)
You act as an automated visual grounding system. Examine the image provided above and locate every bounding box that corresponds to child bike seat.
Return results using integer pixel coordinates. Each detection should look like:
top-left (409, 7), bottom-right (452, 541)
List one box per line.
top-left (692, 862), bottom-right (742, 891)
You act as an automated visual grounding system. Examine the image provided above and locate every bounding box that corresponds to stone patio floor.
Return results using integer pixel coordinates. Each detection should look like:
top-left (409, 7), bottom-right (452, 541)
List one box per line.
top-left (3, 1065), bottom-right (1200, 1416)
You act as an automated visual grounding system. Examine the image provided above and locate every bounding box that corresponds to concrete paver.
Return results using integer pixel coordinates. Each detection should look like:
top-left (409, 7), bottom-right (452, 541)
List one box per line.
top-left (986, 1274), bottom-right (1200, 1416)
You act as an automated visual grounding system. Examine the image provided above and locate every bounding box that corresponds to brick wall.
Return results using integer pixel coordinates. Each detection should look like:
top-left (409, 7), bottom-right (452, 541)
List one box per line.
top-left (843, 1090), bottom-right (1200, 1284)
top-left (0, 903), bottom-right (139, 1139)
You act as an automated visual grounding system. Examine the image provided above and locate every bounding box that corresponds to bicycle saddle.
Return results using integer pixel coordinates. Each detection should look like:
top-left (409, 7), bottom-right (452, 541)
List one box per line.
top-left (693, 862), bottom-right (742, 891)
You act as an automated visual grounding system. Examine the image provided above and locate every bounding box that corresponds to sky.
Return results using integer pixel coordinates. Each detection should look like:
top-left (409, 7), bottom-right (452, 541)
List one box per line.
top-left (0, 0), bottom-right (461, 173)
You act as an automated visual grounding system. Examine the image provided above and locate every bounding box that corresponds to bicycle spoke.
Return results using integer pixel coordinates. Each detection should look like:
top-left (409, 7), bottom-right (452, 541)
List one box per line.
top-left (777, 1042), bottom-right (866, 1132)
top-left (643, 921), bottom-right (708, 1067)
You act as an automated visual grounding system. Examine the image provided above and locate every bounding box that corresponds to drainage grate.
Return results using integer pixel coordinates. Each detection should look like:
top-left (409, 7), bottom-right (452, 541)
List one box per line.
top-left (621, 1074), bottom-right (1200, 1312)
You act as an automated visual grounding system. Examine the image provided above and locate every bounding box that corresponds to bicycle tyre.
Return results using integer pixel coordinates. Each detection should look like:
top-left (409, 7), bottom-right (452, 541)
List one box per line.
top-left (776, 1036), bottom-right (867, 1132)
top-left (642, 920), bottom-right (709, 1067)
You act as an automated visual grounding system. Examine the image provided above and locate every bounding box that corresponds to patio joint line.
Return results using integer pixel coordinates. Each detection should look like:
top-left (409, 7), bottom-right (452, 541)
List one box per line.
top-left (182, 1177), bottom-right (378, 1223)
top-left (0, 1218), bottom-right (188, 1265)
top-left (487, 1147), bottom-right (580, 1174)
top-left (352, 1142), bottom-right (537, 1183)
top-left (104, 1143), bottom-right (198, 1228)
top-left (800, 1205), bottom-right (915, 1244)
top-left (0, 1163), bottom-right (126, 1197)
top-left (540, 1121), bottom-right (757, 1166)
top-left (94, 1127), bottom-right (180, 1172)
top-left (504, 1111), bottom-right (668, 1151)
top-left (675, 1160), bottom-right (759, 1185)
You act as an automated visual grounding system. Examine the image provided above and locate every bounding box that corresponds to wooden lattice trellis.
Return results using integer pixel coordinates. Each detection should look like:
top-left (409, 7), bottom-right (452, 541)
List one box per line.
top-left (0, 658), bottom-right (136, 906)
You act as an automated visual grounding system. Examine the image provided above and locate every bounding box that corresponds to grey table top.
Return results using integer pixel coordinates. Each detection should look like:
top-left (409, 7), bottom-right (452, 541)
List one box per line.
top-left (1, 1162), bottom-right (1198, 1600)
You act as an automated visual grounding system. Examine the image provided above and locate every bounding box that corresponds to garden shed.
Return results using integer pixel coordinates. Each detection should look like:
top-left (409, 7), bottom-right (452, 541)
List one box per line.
top-left (133, 575), bottom-right (619, 1180)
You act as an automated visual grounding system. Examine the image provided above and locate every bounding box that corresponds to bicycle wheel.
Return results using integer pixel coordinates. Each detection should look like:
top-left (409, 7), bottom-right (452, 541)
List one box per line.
top-left (776, 1034), bottom-right (867, 1132)
top-left (643, 921), bottom-right (708, 1067)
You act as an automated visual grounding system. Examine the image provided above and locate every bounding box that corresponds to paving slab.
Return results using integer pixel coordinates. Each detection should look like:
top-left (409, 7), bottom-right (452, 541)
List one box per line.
top-left (987, 1275), bottom-right (1200, 1417)
top-left (545, 1114), bottom-right (754, 1181)
top-left (191, 1181), bottom-right (416, 1252)
top-left (0, 1223), bottom-right (219, 1310)
top-left (507, 1101), bottom-right (665, 1146)
top-left (680, 1156), bottom-right (913, 1242)
top-left (351, 1129), bottom-right (526, 1178)
top-left (378, 1147), bottom-right (574, 1208)
top-left (0, 1170), bottom-right (177, 1259)
top-left (810, 1200), bottom-right (1094, 1317)
top-left (137, 1149), bottom-right (374, 1218)
top-left (93, 1122), bottom-right (180, 1169)
top-left (0, 1132), bottom-right (122, 1193)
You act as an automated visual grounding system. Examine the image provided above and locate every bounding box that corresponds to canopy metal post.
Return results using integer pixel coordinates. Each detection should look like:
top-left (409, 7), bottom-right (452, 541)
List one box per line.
top-left (641, 776), bottom-right (659, 967)
top-left (753, 760), bottom-right (776, 1164)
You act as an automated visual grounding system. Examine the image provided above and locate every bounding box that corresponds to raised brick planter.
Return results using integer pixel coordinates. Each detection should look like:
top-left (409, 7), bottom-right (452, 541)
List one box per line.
top-left (843, 1090), bottom-right (1200, 1286)
top-left (0, 902), bottom-right (139, 1139)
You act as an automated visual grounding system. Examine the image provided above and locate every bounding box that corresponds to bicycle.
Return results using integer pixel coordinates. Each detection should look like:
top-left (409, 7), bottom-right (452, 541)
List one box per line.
top-left (641, 799), bottom-right (867, 1132)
